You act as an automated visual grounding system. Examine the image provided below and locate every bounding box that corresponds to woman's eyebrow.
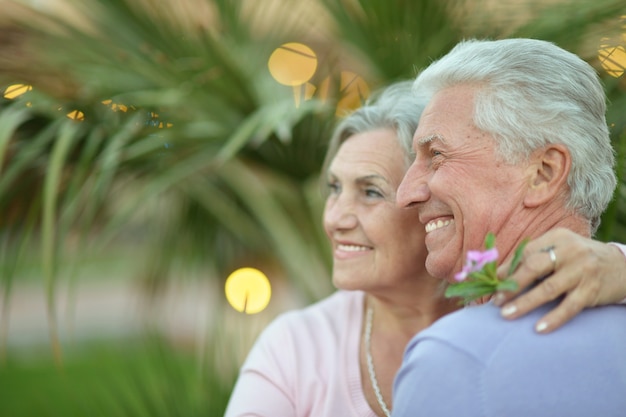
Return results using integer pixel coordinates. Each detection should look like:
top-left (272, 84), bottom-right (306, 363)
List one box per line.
top-left (356, 174), bottom-right (390, 185)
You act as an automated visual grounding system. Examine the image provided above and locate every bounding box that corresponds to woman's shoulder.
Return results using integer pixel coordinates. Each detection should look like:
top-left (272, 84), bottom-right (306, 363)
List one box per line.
top-left (234, 290), bottom-right (369, 416)
top-left (246, 290), bottom-right (364, 365)
top-left (305, 289), bottom-right (364, 314)
top-left (272, 290), bottom-right (364, 332)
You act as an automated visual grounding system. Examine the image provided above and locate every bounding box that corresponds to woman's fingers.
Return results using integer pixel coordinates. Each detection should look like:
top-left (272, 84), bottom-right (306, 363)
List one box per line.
top-left (493, 235), bottom-right (564, 306)
top-left (493, 228), bottom-right (626, 333)
top-left (500, 266), bottom-right (598, 333)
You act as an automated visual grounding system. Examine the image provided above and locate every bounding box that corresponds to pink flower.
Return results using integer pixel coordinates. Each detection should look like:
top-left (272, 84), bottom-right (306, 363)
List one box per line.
top-left (454, 248), bottom-right (499, 282)
top-left (446, 233), bottom-right (525, 304)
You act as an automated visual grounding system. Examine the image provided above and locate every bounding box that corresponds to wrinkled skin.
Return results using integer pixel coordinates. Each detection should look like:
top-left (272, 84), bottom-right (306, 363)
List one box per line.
top-left (495, 228), bottom-right (626, 333)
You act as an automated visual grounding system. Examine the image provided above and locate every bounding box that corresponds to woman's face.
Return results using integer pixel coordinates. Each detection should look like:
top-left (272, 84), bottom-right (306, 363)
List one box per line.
top-left (323, 128), bottom-right (428, 292)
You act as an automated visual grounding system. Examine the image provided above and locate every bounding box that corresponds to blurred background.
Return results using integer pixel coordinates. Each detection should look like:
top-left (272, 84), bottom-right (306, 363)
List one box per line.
top-left (0, 0), bottom-right (625, 415)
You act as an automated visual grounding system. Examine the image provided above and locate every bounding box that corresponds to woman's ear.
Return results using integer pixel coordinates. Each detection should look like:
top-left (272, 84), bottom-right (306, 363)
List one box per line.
top-left (524, 144), bottom-right (571, 208)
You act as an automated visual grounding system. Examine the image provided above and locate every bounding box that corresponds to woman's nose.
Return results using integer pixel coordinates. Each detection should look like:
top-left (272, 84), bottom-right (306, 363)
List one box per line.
top-left (324, 197), bottom-right (358, 231)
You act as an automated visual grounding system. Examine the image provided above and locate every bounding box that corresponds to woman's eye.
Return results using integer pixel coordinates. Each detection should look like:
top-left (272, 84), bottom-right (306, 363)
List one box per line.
top-left (365, 188), bottom-right (383, 198)
top-left (327, 181), bottom-right (340, 194)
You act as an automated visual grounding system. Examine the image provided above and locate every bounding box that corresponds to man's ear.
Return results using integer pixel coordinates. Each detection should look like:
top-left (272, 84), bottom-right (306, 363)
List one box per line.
top-left (524, 144), bottom-right (571, 208)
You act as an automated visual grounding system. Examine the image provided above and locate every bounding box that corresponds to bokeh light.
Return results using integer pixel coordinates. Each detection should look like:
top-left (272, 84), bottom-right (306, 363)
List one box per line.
top-left (268, 42), bottom-right (318, 86)
top-left (3, 84), bottom-right (33, 99)
top-left (598, 16), bottom-right (626, 78)
top-left (146, 111), bottom-right (174, 128)
top-left (599, 41), bottom-right (626, 78)
top-left (293, 82), bottom-right (317, 107)
top-left (66, 110), bottom-right (85, 121)
top-left (336, 71), bottom-right (370, 115)
top-left (225, 267), bottom-right (272, 314)
top-left (102, 99), bottom-right (129, 112)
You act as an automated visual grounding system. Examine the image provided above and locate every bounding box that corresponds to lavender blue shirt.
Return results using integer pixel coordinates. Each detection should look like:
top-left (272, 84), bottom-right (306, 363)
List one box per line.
top-left (392, 291), bottom-right (626, 416)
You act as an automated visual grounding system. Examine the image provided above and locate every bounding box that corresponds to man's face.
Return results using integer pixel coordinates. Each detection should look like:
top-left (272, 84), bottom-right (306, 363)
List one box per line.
top-left (397, 85), bottom-right (529, 281)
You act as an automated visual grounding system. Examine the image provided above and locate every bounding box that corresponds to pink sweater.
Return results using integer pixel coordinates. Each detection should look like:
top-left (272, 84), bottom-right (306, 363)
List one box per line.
top-left (224, 290), bottom-right (378, 417)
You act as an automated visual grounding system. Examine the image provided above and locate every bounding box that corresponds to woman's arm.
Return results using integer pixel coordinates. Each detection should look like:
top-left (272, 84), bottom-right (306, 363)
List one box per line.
top-left (225, 366), bottom-right (295, 417)
top-left (224, 318), bottom-right (297, 417)
top-left (493, 228), bottom-right (626, 333)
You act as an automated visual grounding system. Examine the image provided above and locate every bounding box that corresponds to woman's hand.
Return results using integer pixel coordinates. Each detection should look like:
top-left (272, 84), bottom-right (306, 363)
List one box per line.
top-left (493, 228), bottom-right (626, 333)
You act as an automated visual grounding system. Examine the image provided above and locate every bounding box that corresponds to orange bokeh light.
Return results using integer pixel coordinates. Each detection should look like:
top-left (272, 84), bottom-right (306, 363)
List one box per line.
top-left (268, 42), bottom-right (318, 86)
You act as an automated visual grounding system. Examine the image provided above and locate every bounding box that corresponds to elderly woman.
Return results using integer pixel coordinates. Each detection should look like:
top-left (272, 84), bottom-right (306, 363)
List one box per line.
top-left (224, 79), bottom-right (626, 417)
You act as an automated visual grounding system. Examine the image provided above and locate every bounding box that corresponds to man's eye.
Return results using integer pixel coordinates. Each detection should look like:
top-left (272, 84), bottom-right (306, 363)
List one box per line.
top-left (429, 149), bottom-right (444, 170)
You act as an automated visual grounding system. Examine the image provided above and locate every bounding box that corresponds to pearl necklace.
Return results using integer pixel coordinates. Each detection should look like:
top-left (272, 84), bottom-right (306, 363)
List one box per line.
top-left (365, 306), bottom-right (391, 417)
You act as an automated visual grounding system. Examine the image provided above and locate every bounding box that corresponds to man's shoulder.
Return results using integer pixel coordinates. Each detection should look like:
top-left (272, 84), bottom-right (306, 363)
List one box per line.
top-left (396, 302), bottom-right (626, 417)
top-left (411, 301), bottom-right (626, 364)
top-left (408, 302), bottom-right (516, 364)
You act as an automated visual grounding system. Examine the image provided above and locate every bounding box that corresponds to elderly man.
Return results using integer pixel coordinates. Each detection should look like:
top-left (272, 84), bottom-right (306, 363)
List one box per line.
top-left (392, 38), bottom-right (626, 417)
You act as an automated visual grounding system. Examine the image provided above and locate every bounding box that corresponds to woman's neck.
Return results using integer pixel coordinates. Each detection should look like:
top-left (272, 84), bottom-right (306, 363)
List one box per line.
top-left (365, 291), bottom-right (459, 340)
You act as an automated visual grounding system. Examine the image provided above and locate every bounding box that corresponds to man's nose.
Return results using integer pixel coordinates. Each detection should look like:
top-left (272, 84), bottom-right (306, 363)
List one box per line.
top-left (397, 162), bottom-right (431, 208)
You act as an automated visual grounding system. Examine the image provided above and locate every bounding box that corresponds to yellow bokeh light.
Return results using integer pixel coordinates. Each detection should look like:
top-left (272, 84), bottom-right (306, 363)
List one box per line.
top-left (225, 267), bottom-right (272, 314)
top-left (102, 99), bottom-right (129, 112)
top-left (66, 110), bottom-right (85, 121)
top-left (598, 43), bottom-right (626, 78)
top-left (292, 82), bottom-right (317, 108)
top-left (3, 84), bottom-right (33, 99)
top-left (268, 42), bottom-right (318, 86)
top-left (336, 71), bottom-right (370, 116)
top-left (316, 77), bottom-right (331, 102)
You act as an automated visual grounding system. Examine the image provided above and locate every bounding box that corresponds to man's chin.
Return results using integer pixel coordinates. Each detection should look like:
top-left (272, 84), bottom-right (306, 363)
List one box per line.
top-left (425, 255), bottom-right (453, 282)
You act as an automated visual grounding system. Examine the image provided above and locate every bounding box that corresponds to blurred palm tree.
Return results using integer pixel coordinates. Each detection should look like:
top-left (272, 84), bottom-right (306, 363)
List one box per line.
top-left (0, 0), bottom-right (625, 415)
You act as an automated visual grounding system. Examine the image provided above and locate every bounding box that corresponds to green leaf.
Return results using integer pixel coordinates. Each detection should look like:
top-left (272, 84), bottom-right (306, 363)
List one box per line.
top-left (508, 239), bottom-right (529, 276)
top-left (484, 260), bottom-right (497, 277)
top-left (496, 279), bottom-right (519, 292)
top-left (484, 232), bottom-right (496, 249)
top-left (445, 280), bottom-right (497, 299)
top-left (467, 270), bottom-right (496, 284)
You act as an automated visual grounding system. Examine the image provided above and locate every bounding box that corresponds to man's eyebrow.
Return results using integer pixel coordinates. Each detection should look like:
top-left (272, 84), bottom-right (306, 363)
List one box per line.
top-left (416, 133), bottom-right (445, 147)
